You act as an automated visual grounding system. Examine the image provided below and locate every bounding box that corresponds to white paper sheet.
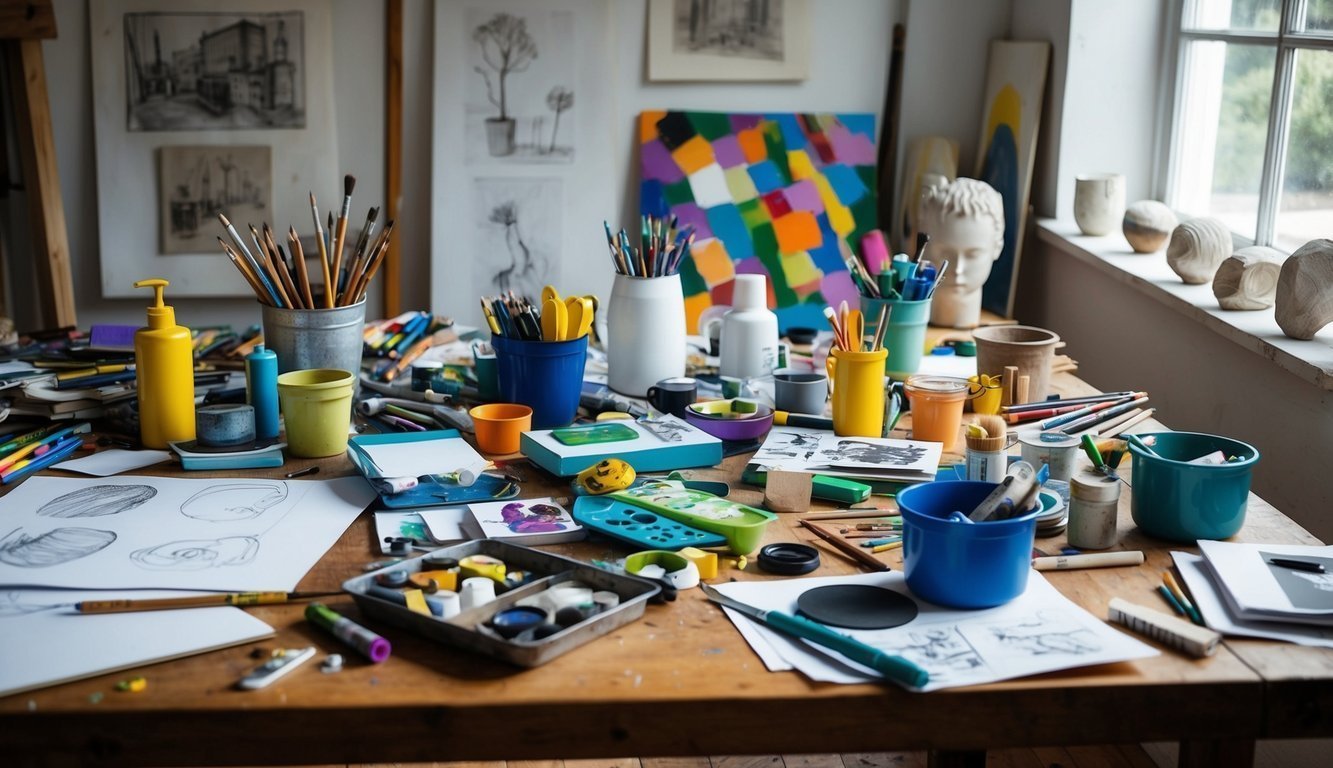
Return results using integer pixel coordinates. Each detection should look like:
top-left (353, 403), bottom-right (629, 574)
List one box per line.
top-left (416, 507), bottom-right (471, 544)
top-left (714, 571), bottom-right (1157, 691)
top-left (0, 476), bottom-right (374, 591)
top-left (1172, 551), bottom-right (1333, 648)
top-left (751, 427), bottom-right (941, 481)
top-left (356, 437), bottom-right (487, 480)
top-left (0, 588), bottom-right (273, 696)
top-left (1197, 539), bottom-right (1333, 624)
top-left (55, 449), bottom-right (172, 477)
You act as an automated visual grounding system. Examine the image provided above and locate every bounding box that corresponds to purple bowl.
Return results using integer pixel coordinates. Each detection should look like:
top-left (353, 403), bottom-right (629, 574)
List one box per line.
top-left (684, 403), bottom-right (774, 441)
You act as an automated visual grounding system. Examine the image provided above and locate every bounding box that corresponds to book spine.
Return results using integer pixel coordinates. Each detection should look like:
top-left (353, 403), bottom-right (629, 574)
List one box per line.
top-left (1107, 597), bottom-right (1220, 658)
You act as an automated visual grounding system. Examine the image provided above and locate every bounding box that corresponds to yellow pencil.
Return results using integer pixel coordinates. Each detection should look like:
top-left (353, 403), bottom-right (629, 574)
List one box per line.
top-left (75, 591), bottom-right (338, 614)
top-left (870, 540), bottom-right (904, 554)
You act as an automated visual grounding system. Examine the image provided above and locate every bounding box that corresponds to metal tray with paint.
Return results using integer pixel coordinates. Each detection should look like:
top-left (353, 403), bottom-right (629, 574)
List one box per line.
top-left (343, 540), bottom-right (661, 667)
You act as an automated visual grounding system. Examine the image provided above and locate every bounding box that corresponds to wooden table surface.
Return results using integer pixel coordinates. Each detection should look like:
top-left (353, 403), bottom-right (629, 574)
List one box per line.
top-left (0, 372), bottom-right (1321, 768)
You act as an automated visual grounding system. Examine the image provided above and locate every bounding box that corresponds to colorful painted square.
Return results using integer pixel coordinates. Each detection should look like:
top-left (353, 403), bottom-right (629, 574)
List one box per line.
top-left (639, 110), bottom-right (878, 333)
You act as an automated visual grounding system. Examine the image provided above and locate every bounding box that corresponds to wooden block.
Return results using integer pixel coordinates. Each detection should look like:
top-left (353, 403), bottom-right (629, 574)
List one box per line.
top-left (764, 470), bottom-right (813, 512)
top-left (1015, 375), bottom-right (1030, 406)
top-left (1002, 365), bottom-right (1019, 406)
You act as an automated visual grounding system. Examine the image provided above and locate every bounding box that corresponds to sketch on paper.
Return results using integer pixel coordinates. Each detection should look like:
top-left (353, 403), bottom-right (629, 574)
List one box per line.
top-left (36, 485), bottom-right (158, 518)
top-left (879, 626), bottom-right (986, 675)
top-left (672, 0), bottom-right (784, 62)
top-left (472, 178), bottom-right (561, 300)
top-left (0, 527), bottom-right (118, 568)
top-left (180, 482), bottom-right (289, 523)
top-left (979, 612), bottom-right (1102, 657)
top-left (130, 536), bottom-right (260, 570)
top-left (466, 8), bottom-right (575, 163)
top-left (820, 440), bottom-right (930, 468)
top-left (159, 145), bottom-right (271, 254)
top-left (640, 417), bottom-right (694, 443)
top-left (0, 592), bottom-right (66, 617)
top-left (123, 11), bottom-right (305, 131)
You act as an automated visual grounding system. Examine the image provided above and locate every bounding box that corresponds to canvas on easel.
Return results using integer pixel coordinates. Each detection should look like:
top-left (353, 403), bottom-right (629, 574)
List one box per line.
top-left (974, 40), bottom-right (1049, 319)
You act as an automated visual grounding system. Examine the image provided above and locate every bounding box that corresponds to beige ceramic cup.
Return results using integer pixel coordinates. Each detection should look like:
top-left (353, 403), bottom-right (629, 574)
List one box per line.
top-left (1074, 173), bottom-right (1126, 236)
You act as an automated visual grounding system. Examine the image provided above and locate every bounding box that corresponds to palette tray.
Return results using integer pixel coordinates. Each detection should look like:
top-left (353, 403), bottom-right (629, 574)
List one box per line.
top-left (607, 480), bottom-right (776, 554)
top-left (344, 540), bottom-right (660, 667)
top-left (572, 495), bottom-right (728, 551)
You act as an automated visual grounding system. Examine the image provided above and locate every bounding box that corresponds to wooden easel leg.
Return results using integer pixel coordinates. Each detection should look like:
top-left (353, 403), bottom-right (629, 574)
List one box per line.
top-left (4, 37), bottom-right (76, 328)
top-left (1178, 738), bottom-right (1255, 768)
top-left (927, 749), bottom-right (986, 768)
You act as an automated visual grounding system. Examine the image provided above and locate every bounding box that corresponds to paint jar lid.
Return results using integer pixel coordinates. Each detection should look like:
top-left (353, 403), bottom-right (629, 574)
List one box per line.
top-left (1019, 432), bottom-right (1080, 449)
top-left (1071, 470), bottom-right (1121, 502)
top-left (904, 375), bottom-right (970, 396)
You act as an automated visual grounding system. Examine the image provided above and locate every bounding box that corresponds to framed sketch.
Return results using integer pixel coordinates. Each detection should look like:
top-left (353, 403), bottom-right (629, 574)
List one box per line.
top-left (431, 0), bottom-right (615, 328)
top-left (159, 146), bottom-right (271, 254)
top-left (90, 0), bottom-right (339, 298)
top-left (647, 0), bottom-right (811, 82)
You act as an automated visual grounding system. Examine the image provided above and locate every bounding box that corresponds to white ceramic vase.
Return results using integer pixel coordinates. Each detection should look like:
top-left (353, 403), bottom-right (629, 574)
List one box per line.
top-left (607, 273), bottom-right (687, 397)
top-left (1074, 173), bottom-right (1126, 237)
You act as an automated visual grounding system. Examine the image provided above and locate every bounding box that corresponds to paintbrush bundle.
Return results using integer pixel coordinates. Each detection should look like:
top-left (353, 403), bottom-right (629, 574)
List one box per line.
top-left (604, 215), bottom-right (695, 278)
top-left (216, 175), bottom-right (395, 309)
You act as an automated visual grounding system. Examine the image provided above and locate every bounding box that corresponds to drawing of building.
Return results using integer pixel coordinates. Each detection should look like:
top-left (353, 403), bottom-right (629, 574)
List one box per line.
top-left (196, 19), bottom-right (294, 115)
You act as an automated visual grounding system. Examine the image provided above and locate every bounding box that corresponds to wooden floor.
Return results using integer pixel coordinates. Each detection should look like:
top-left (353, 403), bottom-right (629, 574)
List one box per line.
top-left (324, 747), bottom-right (1162, 768)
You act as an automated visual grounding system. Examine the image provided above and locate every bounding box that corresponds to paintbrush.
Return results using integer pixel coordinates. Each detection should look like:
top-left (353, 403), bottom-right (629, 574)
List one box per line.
top-left (331, 174), bottom-right (356, 304)
top-left (249, 224), bottom-right (292, 308)
top-left (219, 238), bottom-right (270, 304)
top-left (289, 226), bottom-right (315, 308)
top-left (264, 224), bottom-right (302, 308)
top-left (310, 192), bottom-right (334, 308)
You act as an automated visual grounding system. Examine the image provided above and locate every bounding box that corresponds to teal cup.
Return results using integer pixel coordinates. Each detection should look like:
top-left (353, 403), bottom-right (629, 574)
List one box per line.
top-left (472, 341), bottom-right (499, 401)
top-left (1127, 431), bottom-right (1260, 542)
top-left (861, 296), bottom-right (932, 380)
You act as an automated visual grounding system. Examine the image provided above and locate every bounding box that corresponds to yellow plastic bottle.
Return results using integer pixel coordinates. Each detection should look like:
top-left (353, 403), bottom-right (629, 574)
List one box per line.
top-left (133, 278), bottom-right (196, 448)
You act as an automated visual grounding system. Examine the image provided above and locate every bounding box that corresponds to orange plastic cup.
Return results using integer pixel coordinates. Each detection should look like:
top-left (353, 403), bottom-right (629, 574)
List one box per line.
top-left (905, 375), bottom-right (971, 452)
top-left (469, 403), bottom-right (532, 455)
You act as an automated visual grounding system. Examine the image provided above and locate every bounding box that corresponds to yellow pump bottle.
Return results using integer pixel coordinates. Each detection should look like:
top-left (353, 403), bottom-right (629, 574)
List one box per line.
top-left (133, 278), bottom-right (196, 448)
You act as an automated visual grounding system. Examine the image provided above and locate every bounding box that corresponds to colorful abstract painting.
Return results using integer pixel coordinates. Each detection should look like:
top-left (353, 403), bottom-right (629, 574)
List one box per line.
top-left (639, 110), bottom-right (878, 333)
top-left (974, 41), bottom-right (1049, 319)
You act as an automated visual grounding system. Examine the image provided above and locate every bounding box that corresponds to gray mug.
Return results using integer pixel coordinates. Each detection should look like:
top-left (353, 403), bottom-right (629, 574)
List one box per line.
top-left (773, 370), bottom-right (828, 415)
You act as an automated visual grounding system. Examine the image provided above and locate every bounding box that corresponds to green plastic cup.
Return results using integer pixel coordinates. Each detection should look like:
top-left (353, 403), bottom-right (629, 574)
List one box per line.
top-left (861, 296), bottom-right (932, 380)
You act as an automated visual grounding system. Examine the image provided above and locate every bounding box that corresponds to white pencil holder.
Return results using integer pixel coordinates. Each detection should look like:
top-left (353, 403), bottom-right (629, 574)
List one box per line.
top-left (607, 273), bottom-right (686, 397)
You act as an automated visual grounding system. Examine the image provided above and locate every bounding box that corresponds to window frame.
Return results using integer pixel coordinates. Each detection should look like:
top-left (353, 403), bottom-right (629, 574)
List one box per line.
top-left (1162, 0), bottom-right (1333, 249)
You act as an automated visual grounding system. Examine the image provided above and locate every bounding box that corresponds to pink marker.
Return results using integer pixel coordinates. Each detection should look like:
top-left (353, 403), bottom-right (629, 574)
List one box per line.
top-left (859, 230), bottom-right (891, 275)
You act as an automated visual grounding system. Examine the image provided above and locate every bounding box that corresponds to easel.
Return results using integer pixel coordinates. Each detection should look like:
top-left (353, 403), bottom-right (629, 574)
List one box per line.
top-left (1, 0), bottom-right (76, 327)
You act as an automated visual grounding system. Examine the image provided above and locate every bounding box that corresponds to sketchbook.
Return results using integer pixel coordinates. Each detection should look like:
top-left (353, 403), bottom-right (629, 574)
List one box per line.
top-left (713, 571), bottom-right (1157, 691)
top-left (0, 475), bottom-right (375, 592)
top-left (1196, 540), bottom-right (1333, 626)
top-left (1171, 552), bottom-right (1333, 648)
top-left (461, 498), bottom-right (585, 546)
top-left (750, 427), bottom-right (942, 484)
top-left (0, 587), bottom-right (273, 697)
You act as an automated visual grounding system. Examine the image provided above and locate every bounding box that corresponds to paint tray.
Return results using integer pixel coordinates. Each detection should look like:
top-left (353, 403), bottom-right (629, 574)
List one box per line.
top-left (606, 480), bottom-right (776, 554)
top-left (572, 495), bottom-right (728, 551)
top-left (344, 540), bottom-right (660, 668)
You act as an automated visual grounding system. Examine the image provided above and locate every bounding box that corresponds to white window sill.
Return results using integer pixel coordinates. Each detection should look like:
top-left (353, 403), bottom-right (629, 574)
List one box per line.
top-left (1035, 219), bottom-right (1333, 391)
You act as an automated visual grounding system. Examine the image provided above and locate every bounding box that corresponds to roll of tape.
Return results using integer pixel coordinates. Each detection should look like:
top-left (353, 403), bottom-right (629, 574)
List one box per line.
top-left (195, 404), bottom-right (257, 447)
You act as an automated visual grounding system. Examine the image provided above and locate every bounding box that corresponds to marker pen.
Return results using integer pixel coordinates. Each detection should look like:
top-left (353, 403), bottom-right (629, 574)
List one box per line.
top-left (305, 603), bottom-right (391, 663)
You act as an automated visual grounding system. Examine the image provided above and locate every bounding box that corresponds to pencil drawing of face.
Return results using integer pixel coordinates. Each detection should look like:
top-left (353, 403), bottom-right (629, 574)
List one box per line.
top-left (37, 485), bottom-right (158, 518)
top-left (181, 482), bottom-right (289, 522)
top-left (0, 527), bottom-right (118, 568)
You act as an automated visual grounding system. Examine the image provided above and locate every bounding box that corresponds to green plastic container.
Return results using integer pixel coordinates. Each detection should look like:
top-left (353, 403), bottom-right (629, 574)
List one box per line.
top-left (861, 296), bottom-right (932, 380)
top-left (610, 481), bottom-right (775, 555)
top-left (1127, 431), bottom-right (1260, 542)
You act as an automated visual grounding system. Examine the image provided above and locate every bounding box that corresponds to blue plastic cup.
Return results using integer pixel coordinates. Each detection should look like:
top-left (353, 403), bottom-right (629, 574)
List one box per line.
top-left (1127, 431), bottom-right (1259, 542)
top-left (898, 481), bottom-right (1039, 609)
top-left (492, 335), bottom-right (588, 429)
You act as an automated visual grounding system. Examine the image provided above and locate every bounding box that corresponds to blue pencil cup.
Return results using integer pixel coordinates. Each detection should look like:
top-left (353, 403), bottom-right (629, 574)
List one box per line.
top-left (898, 481), bottom-right (1039, 609)
top-left (492, 335), bottom-right (588, 429)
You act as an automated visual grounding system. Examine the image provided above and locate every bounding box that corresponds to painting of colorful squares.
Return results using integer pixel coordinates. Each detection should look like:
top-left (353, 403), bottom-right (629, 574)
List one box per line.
top-left (639, 110), bottom-right (877, 333)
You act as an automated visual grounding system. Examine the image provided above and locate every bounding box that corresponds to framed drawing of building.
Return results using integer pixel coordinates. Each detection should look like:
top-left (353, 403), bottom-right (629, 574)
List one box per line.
top-left (89, 0), bottom-right (339, 299)
top-left (647, 0), bottom-right (811, 81)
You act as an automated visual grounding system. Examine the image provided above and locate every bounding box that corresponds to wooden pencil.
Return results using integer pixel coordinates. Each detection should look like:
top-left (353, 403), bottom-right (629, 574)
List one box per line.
top-left (801, 508), bottom-right (898, 521)
top-left (219, 240), bottom-right (269, 304)
top-left (264, 224), bottom-right (303, 308)
top-left (250, 224), bottom-right (292, 308)
top-left (289, 227), bottom-right (315, 308)
top-left (351, 220), bottom-right (394, 303)
top-left (331, 174), bottom-right (355, 304)
top-left (310, 192), bottom-right (334, 308)
top-left (1102, 407), bottom-right (1157, 438)
top-left (799, 519), bottom-right (890, 571)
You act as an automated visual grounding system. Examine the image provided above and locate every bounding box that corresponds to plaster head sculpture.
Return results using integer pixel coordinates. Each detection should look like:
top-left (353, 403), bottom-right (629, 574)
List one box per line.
top-left (919, 178), bottom-right (1005, 328)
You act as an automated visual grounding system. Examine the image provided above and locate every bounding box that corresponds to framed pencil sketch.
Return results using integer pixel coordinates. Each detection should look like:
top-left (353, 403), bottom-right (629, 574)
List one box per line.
top-left (89, 0), bottom-right (339, 298)
top-left (431, 0), bottom-right (615, 329)
top-left (647, 0), bottom-right (811, 82)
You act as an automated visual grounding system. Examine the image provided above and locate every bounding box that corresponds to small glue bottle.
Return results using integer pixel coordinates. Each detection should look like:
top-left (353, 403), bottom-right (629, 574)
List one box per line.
top-left (133, 278), bottom-right (195, 449)
top-left (1068, 470), bottom-right (1121, 549)
top-left (245, 345), bottom-right (280, 441)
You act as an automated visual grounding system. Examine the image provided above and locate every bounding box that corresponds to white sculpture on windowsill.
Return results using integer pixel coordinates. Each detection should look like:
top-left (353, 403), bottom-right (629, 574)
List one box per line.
top-left (920, 178), bottom-right (1005, 329)
top-left (1276, 239), bottom-right (1333, 340)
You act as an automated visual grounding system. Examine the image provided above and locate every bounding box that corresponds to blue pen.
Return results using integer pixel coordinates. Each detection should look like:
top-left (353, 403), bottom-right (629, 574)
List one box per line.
top-left (1, 436), bottom-right (83, 484)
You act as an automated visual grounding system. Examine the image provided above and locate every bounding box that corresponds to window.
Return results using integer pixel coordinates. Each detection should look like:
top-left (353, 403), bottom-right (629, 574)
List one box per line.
top-left (1167, 0), bottom-right (1333, 252)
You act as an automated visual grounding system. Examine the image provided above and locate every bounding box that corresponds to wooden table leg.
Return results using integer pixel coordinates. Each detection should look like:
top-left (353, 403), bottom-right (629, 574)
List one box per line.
top-left (928, 749), bottom-right (986, 768)
top-left (1178, 738), bottom-right (1255, 768)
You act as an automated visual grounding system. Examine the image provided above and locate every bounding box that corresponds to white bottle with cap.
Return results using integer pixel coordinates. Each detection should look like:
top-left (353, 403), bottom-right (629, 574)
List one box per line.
top-left (718, 274), bottom-right (780, 380)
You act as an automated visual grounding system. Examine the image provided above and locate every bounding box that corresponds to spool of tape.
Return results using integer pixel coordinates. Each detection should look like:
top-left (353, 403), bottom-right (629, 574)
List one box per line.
top-left (195, 404), bottom-right (257, 447)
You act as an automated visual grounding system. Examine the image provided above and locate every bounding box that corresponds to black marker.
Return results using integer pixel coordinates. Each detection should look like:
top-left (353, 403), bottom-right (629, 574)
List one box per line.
top-left (1269, 557), bottom-right (1325, 573)
top-left (285, 466), bottom-right (320, 478)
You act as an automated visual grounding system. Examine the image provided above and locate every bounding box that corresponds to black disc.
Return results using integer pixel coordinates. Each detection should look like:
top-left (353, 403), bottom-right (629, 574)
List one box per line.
top-left (796, 584), bottom-right (918, 630)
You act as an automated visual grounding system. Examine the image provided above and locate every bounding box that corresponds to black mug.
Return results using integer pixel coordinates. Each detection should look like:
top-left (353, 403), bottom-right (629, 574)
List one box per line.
top-left (647, 377), bottom-right (697, 419)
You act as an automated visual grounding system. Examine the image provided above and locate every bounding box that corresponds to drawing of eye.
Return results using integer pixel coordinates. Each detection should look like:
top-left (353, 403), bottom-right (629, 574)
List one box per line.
top-left (181, 482), bottom-right (289, 522)
top-left (130, 536), bottom-right (259, 570)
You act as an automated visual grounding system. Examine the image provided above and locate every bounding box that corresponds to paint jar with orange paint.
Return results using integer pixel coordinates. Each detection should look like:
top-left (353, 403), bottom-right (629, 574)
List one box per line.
top-left (904, 375), bottom-right (972, 452)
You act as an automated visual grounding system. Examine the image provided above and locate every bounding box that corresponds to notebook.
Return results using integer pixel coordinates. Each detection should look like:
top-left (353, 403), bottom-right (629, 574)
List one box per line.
top-left (520, 415), bottom-right (722, 476)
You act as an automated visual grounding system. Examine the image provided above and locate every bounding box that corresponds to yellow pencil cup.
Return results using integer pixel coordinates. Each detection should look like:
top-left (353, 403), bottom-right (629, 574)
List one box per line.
top-left (968, 373), bottom-right (1004, 415)
top-left (826, 348), bottom-right (888, 437)
top-left (277, 369), bottom-right (356, 458)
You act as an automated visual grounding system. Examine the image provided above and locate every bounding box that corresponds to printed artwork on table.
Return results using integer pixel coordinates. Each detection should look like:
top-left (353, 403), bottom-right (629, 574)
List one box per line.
top-left (639, 110), bottom-right (878, 333)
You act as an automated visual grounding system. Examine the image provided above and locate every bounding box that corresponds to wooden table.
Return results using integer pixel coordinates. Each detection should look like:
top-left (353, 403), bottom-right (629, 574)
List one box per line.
top-left (0, 372), bottom-right (1319, 768)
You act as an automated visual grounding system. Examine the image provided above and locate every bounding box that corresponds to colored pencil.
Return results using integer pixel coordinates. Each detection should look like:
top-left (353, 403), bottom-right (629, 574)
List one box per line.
top-left (1003, 391), bottom-right (1140, 413)
top-left (289, 227), bottom-right (315, 308)
top-left (799, 519), bottom-right (890, 572)
top-left (0, 423), bottom-right (90, 472)
top-left (1039, 393), bottom-right (1145, 430)
top-left (1163, 570), bottom-right (1204, 626)
top-left (1100, 407), bottom-right (1157, 438)
top-left (1, 435), bottom-right (82, 484)
top-left (1057, 397), bottom-right (1150, 435)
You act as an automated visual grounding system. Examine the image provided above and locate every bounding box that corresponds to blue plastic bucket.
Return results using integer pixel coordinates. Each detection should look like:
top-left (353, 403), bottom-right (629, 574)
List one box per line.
top-left (898, 480), bottom-right (1039, 609)
top-left (1127, 431), bottom-right (1259, 542)
top-left (492, 335), bottom-right (588, 429)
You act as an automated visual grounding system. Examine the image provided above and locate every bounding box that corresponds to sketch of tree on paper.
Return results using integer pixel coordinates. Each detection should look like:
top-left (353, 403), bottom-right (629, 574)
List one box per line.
top-left (472, 178), bottom-right (561, 301)
top-left (465, 8), bottom-right (575, 163)
top-left (673, 0), bottom-right (784, 61)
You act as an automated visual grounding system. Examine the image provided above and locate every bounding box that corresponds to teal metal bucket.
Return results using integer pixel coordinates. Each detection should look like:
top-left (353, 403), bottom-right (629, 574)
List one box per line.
top-left (1127, 431), bottom-right (1260, 542)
